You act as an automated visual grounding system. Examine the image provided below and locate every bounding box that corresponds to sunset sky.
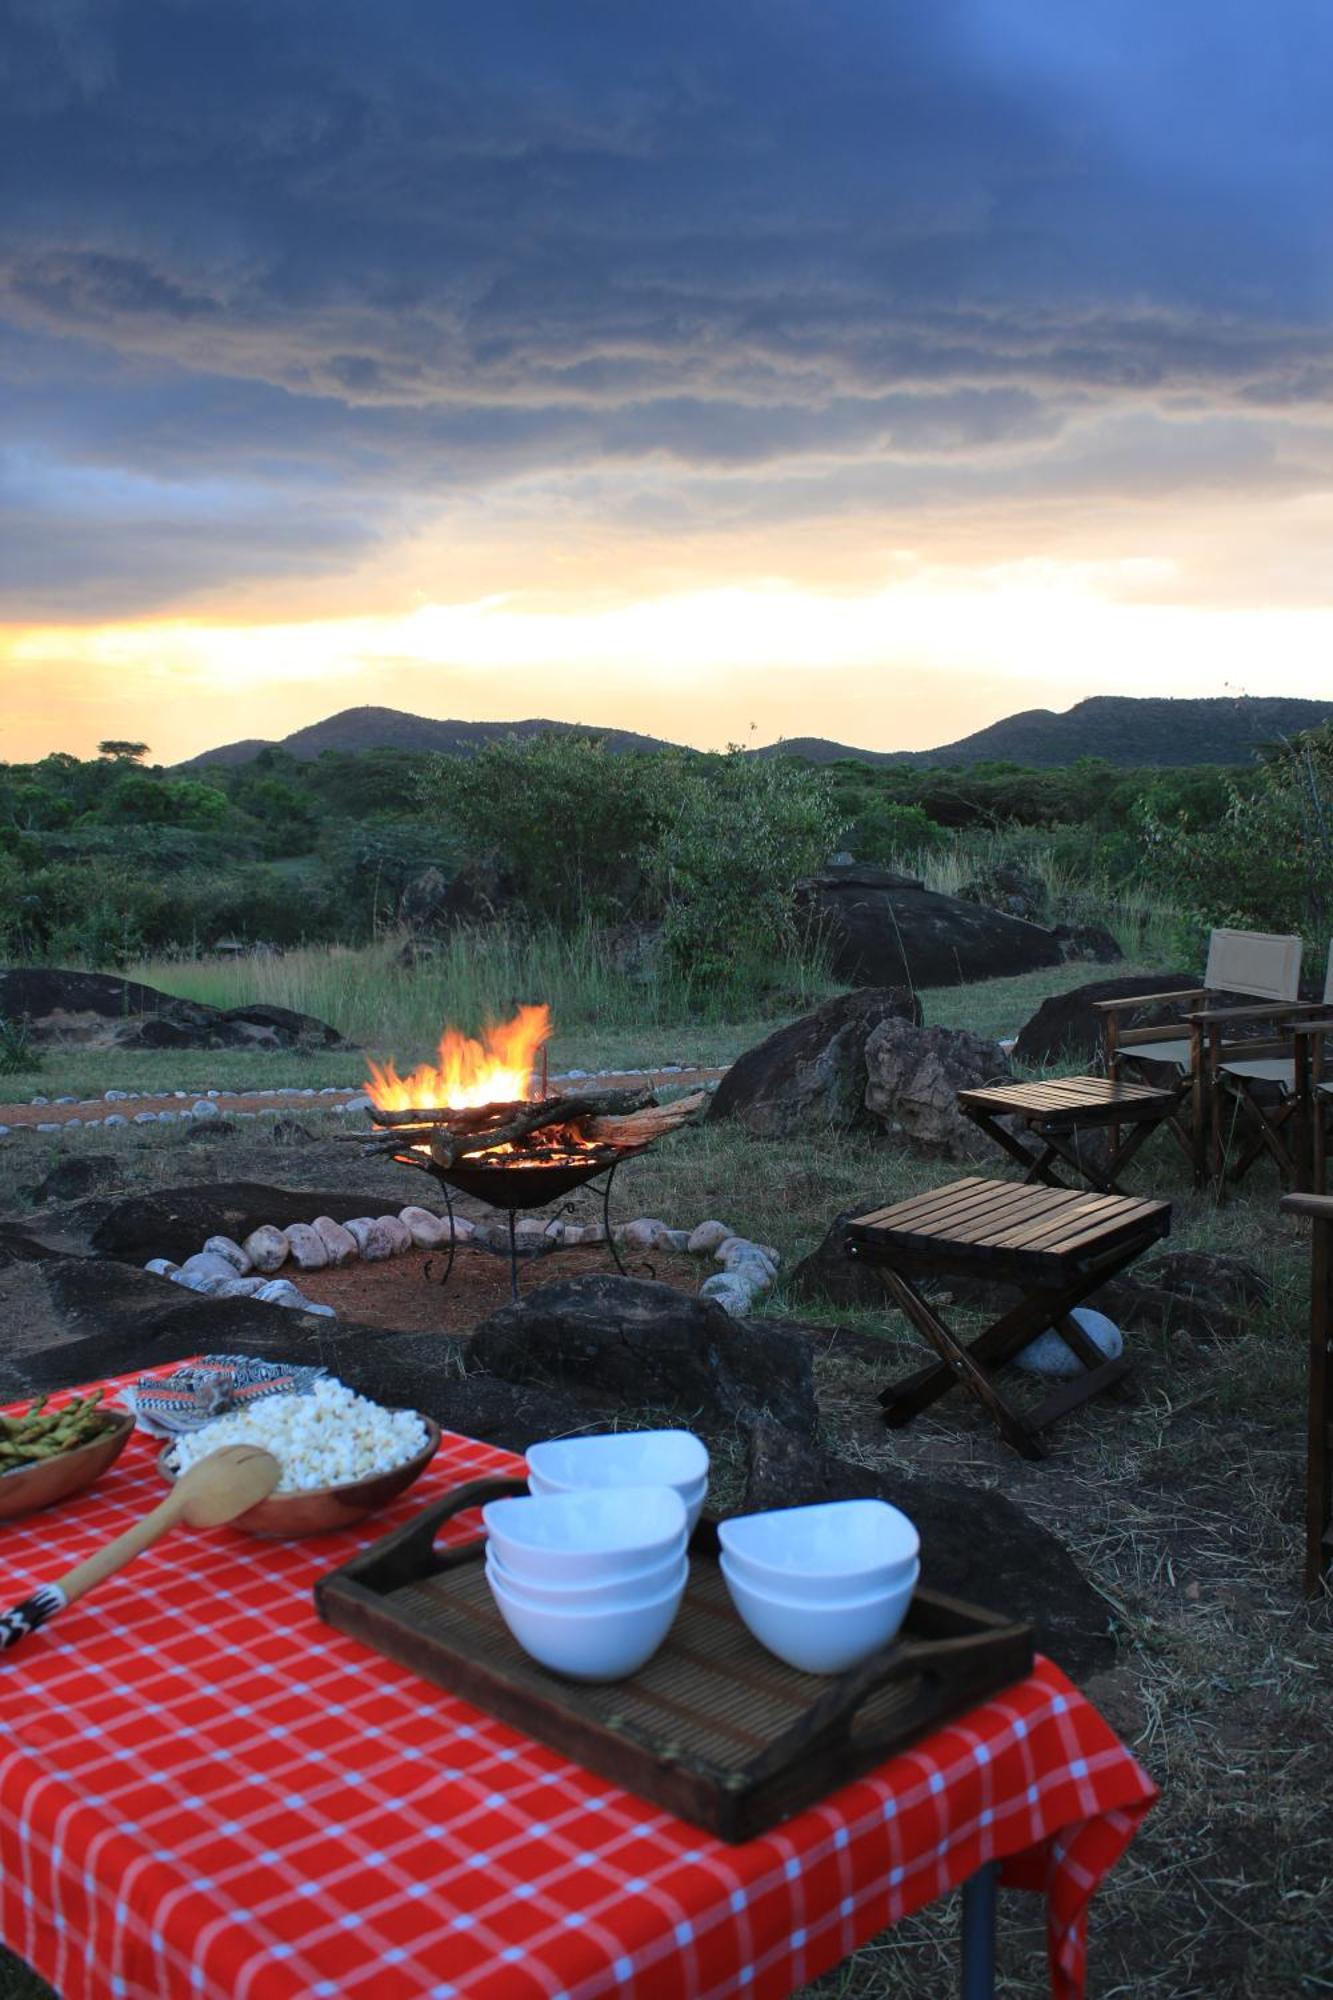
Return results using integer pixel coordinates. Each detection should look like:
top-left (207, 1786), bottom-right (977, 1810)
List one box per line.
top-left (3, 2), bottom-right (1332, 765)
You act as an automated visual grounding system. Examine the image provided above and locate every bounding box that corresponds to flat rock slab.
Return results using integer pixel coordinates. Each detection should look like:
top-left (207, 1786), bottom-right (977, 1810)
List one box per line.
top-left (0, 968), bottom-right (343, 1051)
top-left (471, 1273), bottom-right (818, 1437)
top-left (796, 875), bottom-right (1065, 989)
top-left (743, 1419), bottom-right (1115, 1683)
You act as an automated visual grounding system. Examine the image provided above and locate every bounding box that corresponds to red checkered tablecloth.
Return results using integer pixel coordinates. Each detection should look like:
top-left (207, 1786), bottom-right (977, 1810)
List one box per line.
top-left (0, 1370), bottom-right (1156, 2000)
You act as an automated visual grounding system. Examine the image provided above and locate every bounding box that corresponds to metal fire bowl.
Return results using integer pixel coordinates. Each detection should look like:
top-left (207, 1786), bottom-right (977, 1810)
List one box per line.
top-left (421, 1144), bottom-right (648, 1210)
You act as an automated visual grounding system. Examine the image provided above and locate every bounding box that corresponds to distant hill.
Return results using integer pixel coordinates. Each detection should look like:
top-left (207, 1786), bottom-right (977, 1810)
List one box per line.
top-left (757, 696), bottom-right (1333, 770)
top-left (181, 707), bottom-right (679, 767)
top-left (181, 694), bottom-right (1333, 773)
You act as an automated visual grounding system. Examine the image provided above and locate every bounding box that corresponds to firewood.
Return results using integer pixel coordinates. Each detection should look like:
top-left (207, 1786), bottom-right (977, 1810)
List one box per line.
top-left (582, 1091), bottom-right (707, 1146)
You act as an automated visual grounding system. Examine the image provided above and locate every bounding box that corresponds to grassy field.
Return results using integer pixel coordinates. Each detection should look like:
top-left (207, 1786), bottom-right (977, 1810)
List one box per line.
top-left (1, 950), bottom-right (1328, 1997)
top-left (0, 955), bottom-right (1160, 1102)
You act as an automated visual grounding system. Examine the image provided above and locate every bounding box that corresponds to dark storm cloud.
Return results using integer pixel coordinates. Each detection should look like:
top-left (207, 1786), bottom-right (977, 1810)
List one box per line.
top-left (3, 0), bottom-right (1332, 609)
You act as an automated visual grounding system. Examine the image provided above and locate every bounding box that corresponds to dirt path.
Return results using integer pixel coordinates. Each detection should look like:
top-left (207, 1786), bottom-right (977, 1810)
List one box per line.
top-left (0, 1066), bottom-right (728, 1132)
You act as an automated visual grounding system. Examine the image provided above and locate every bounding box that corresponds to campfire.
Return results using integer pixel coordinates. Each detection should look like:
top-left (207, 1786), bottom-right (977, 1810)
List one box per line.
top-left (347, 1006), bottom-right (703, 1295)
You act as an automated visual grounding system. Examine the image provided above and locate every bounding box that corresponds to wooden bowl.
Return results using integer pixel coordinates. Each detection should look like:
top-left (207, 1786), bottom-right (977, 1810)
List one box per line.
top-left (157, 1417), bottom-right (441, 1538)
top-left (0, 1409), bottom-right (136, 1521)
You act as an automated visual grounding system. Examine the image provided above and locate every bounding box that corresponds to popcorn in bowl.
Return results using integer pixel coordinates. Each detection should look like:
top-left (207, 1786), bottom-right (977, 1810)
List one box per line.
top-left (164, 1377), bottom-right (429, 1493)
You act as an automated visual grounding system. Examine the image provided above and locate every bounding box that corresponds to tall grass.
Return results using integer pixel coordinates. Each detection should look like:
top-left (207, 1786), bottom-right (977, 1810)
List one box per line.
top-left (125, 923), bottom-right (837, 1057)
top-left (900, 828), bottom-right (1188, 963)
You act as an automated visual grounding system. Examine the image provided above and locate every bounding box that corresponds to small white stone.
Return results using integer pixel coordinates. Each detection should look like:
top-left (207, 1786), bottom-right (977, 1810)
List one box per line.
top-left (243, 1224), bottom-right (290, 1273)
top-left (514, 1217), bottom-right (553, 1241)
top-left (215, 1276), bottom-right (268, 1298)
top-left (0, 1124), bottom-right (10, 1137)
top-left (157, 1111), bottom-right (178, 1123)
top-left (190, 1099), bottom-right (220, 1120)
top-left (342, 1094), bottom-right (372, 1114)
top-left (204, 1235), bottom-right (252, 1274)
top-left (618, 1217), bottom-right (674, 1249)
top-left (133, 1112), bottom-right (158, 1125)
top-left (313, 1216), bottom-right (359, 1265)
top-left (36, 1121), bottom-right (61, 1132)
top-left (170, 1268), bottom-right (228, 1295)
top-left (344, 1216), bottom-right (395, 1260)
top-left (254, 1278), bottom-right (311, 1309)
top-left (399, 1206), bottom-right (451, 1249)
top-left (180, 1250), bottom-right (243, 1285)
top-left (376, 1215), bottom-right (413, 1254)
top-left (30, 1097), bottom-right (49, 1107)
top-left (104, 1090), bottom-right (128, 1103)
top-left (319, 1085), bottom-right (342, 1095)
top-left (699, 1272), bottom-right (755, 1317)
top-left (83, 1117), bottom-right (102, 1128)
top-left (144, 1257), bottom-right (179, 1277)
top-left (104, 1114), bottom-right (127, 1127)
top-left (55, 1095), bottom-right (77, 1105)
top-left (206, 1089), bottom-right (221, 1098)
top-left (284, 1222), bottom-right (330, 1270)
top-left (301, 1301), bottom-right (338, 1318)
top-left (687, 1220), bottom-right (732, 1255)
top-left (663, 1228), bottom-right (692, 1252)
top-left (1013, 1308), bottom-right (1123, 1380)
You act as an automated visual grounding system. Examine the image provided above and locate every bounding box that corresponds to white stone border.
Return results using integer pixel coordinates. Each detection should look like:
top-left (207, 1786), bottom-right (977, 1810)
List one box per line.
top-left (144, 1211), bottom-right (780, 1321)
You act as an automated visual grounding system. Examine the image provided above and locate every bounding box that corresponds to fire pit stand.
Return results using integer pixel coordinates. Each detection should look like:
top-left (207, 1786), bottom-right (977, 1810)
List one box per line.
top-left (345, 1079), bottom-right (703, 1306)
top-left (420, 1150), bottom-right (646, 1302)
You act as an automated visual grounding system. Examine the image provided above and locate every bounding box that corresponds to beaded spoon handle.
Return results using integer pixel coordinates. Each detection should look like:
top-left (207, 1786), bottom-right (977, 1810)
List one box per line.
top-left (0, 1445), bottom-right (280, 1653)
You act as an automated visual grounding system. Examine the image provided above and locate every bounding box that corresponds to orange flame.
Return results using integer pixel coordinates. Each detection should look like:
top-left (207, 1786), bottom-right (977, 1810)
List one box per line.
top-left (365, 1004), bottom-right (552, 1112)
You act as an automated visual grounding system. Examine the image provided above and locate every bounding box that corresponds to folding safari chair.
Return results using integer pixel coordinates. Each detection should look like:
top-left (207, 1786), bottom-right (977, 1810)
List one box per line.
top-left (1096, 929), bottom-right (1305, 1187)
top-left (1213, 942), bottom-right (1333, 1194)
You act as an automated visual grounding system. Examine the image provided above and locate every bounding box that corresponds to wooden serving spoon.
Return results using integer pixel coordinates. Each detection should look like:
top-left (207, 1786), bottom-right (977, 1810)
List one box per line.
top-left (0, 1444), bottom-right (282, 1653)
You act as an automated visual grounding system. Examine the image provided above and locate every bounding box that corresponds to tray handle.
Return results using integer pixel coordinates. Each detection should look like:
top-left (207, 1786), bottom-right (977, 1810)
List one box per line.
top-left (743, 1622), bottom-right (1032, 1784)
top-left (344, 1476), bottom-right (529, 1592)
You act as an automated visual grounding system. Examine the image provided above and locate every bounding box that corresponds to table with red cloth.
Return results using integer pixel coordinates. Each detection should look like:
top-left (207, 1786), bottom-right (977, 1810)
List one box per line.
top-left (0, 1369), bottom-right (1157, 2000)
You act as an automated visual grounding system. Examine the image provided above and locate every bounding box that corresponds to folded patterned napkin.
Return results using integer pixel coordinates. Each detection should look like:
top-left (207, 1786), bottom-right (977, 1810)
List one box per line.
top-left (124, 1355), bottom-right (328, 1437)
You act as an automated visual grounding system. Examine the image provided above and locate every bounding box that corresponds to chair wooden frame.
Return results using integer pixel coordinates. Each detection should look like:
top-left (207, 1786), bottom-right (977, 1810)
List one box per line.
top-left (1213, 945), bottom-right (1333, 1196)
top-left (1097, 929), bottom-right (1307, 1188)
top-left (1278, 1192), bottom-right (1333, 1595)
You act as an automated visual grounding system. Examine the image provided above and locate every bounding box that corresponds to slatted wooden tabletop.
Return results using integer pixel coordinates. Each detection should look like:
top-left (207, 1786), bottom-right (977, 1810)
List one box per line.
top-left (956, 1076), bottom-right (1177, 1123)
top-left (847, 1176), bottom-right (1171, 1283)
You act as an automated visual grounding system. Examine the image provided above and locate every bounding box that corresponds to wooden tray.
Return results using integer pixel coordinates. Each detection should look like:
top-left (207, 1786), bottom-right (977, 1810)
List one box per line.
top-left (315, 1478), bottom-right (1034, 1842)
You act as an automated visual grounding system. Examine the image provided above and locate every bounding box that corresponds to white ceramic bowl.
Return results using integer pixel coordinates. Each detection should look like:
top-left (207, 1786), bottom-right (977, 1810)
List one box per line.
top-left (718, 1499), bottom-right (919, 1602)
top-left (526, 1431), bottom-right (710, 1530)
top-left (720, 1553), bottom-right (919, 1675)
top-left (486, 1545), bottom-right (688, 1611)
top-left (487, 1561), bottom-right (687, 1681)
top-left (482, 1485), bottom-right (687, 1584)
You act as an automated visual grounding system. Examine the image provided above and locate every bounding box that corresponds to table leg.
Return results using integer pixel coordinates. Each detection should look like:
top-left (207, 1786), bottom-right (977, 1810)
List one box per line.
top-left (960, 1862), bottom-right (998, 2000)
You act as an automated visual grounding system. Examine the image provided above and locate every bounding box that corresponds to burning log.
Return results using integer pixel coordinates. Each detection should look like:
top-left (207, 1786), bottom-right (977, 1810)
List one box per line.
top-left (582, 1090), bottom-right (708, 1147)
top-left (338, 1088), bottom-right (658, 1156)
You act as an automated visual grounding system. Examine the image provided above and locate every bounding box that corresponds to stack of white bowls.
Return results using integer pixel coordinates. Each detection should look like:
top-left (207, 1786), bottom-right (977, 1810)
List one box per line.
top-left (719, 1499), bottom-right (920, 1674)
top-left (482, 1485), bottom-right (690, 1682)
top-left (526, 1429), bottom-right (710, 1530)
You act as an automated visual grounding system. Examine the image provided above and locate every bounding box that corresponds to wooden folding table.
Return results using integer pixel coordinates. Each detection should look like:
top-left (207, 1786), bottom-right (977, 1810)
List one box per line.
top-left (956, 1076), bottom-right (1178, 1195)
top-left (846, 1178), bottom-right (1172, 1460)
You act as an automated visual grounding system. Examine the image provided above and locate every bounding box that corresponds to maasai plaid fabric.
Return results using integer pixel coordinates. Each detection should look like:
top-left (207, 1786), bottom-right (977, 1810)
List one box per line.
top-left (126, 1355), bottom-right (328, 1435)
top-left (0, 1365), bottom-right (1157, 2000)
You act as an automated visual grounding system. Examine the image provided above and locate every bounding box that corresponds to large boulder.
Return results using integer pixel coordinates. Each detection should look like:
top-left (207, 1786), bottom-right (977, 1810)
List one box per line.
top-left (795, 865), bottom-right (1064, 988)
top-left (709, 989), bottom-right (922, 1137)
top-left (470, 1274), bottom-right (818, 1436)
top-left (1012, 972), bottom-right (1197, 1068)
top-left (0, 968), bottom-right (344, 1051)
top-left (742, 1421), bottom-right (1115, 1682)
top-left (863, 1017), bottom-right (1012, 1159)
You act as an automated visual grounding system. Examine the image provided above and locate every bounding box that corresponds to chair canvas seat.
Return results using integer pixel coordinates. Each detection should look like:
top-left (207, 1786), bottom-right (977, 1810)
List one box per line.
top-left (1219, 1056), bottom-right (1296, 1088)
top-left (1123, 1037), bottom-right (1193, 1070)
